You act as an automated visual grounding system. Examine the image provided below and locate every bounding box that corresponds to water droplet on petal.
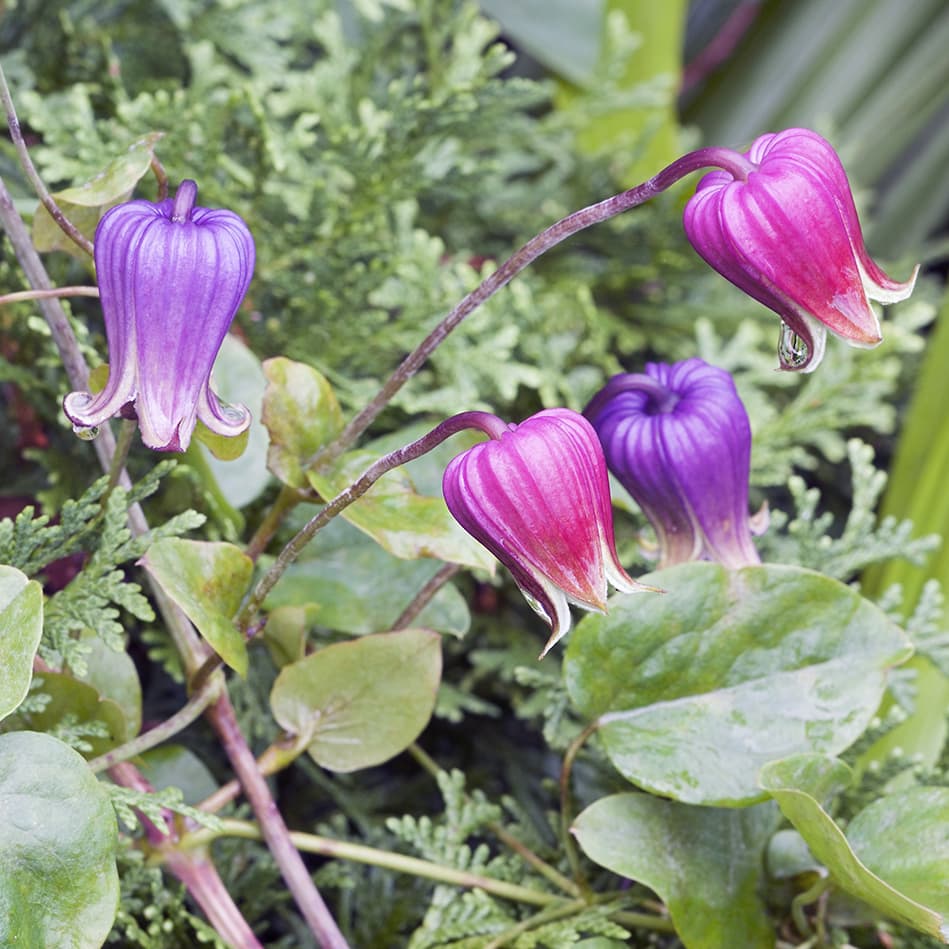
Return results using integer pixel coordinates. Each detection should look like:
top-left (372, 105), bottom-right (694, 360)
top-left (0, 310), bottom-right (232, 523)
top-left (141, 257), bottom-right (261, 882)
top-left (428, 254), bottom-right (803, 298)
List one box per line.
top-left (777, 322), bottom-right (809, 368)
top-left (72, 424), bottom-right (100, 441)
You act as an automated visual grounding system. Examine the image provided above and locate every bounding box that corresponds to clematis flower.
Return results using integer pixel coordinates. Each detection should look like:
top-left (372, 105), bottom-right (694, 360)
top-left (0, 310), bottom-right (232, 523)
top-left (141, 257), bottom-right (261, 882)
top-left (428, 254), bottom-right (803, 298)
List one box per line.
top-left (442, 408), bottom-right (654, 656)
top-left (585, 358), bottom-right (760, 569)
top-left (64, 179), bottom-right (255, 452)
top-left (683, 128), bottom-right (917, 371)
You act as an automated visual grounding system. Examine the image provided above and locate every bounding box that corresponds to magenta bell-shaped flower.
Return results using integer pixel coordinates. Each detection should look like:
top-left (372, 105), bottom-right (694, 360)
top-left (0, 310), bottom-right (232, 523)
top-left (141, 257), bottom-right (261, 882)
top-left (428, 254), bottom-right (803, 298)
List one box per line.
top-left (585, 358), bottom-right (760, 570)
top-left (442, 408), bottom-right (653, 657)
top-left (683, 128), bottom-right (917, 372)
top-left (64, 180), bottom-right (255, 452)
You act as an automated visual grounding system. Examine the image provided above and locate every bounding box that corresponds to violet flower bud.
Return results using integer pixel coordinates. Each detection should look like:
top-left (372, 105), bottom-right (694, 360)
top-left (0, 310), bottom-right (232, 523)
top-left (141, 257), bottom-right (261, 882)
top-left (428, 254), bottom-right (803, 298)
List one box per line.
top-left (683, 128), bottom-right (917, 372)
top-left (585, 358), bottom-right (759, 570)
top-left (64, 180), bottom-right (255, 452)
top-left (442, 408), bottom-right (654, 657)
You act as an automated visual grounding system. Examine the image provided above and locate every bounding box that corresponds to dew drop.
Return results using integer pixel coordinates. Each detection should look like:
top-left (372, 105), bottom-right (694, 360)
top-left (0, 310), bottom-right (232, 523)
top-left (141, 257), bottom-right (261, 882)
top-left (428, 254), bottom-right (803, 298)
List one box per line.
top-left (72, 424), bottom-right (100, 441)
top-left (777, 322), bottom-right (809, 369)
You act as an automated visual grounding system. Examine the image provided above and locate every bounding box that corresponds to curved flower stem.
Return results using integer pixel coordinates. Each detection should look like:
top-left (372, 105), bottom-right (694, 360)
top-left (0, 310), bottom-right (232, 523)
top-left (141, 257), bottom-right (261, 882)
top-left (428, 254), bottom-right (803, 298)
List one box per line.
top-left (150, 154), bottom-right (169, 201)
top-left (206, 690), bottom-right (350, 949)
top-left (0, 63), bottom-right (94, 257)
top-left (107, 418), bottom-right (138, 489)
top-left (306, 147), bottom-right (743, 471)
top-left (0, 285), bottom-right (100, 305)
top-left (88, 672), bottom-right (224, 774)
top-left (391, 562), bottom-right (460, 629)
top-left (559, 720), bottom-right (601, 893)
top-left (237, 411), bottom-right (492, 631)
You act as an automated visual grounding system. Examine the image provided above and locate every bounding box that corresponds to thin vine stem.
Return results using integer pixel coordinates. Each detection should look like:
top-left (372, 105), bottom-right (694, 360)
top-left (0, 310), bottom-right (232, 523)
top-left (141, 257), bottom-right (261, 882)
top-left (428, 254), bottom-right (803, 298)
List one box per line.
top-left (305, 146), bottom-right (745, 472)
top-left (391, 562), bottom-right (460, 629)
top-left (559, 720), bottom-right (601, 893)
top-left (0, 285), bottom-right (100, 305)
top-left (0, 63), bottom-right (94, 256)
top-left (88, 673), bottom-right (224, 774)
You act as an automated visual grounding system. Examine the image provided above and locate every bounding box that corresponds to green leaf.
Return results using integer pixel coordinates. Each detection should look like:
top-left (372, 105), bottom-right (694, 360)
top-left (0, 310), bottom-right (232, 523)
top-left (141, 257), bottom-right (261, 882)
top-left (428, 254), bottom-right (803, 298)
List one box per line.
top-left (75, 633), bottom-right (143, 739)
top-left (270, 628), bottom-right (442, 772)
top-left (307, 446), bottom-right (495, 571)
top-left (140, 538), bottom-right (253, 675)
top-left (265, 516), bottom-right (470, 637)
top-left (138, 744), bottom-right (220, 805)
top-left (199, 334), bottom-right (272, 503)
top-left (32, 132), bottom-right (164, 258)
top-left (564, 563), bottom-right (912, 805)
top-left (0, 566), bottom-right (43, 722)
top-left (572, 793), bottom-right (778, 949)
top-left (760, 755), bottom-right (949, 941)
top-left (262, 356), bottom-right (344, 489)
top-left (6, 671), bottom-right (130, 757)
top-left (0, 731), bottom-right (118, 947)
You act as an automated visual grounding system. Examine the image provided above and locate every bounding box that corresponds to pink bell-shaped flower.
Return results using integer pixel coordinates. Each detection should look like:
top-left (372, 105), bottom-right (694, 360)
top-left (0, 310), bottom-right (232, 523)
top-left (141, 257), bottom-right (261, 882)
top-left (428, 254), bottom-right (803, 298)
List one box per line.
top-left (442, 408), bottom-right (653, 657)
top-left (64, 180), bottom-right (255, 451)
top-left (683, 128), bottom-right (917, 371)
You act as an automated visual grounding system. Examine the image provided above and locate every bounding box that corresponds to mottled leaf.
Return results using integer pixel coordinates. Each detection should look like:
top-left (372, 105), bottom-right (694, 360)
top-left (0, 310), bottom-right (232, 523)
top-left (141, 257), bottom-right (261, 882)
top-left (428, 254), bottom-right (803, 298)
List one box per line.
top-left (573, 793), bottom-right (778, 949)
top-left (564, 563), bottom-right (912, 805)
top-left (270, 628), bottom-right (442, 772)
top-left (0, 731), bottom-right (119, 947)
top-left (140, 538), bottom-right (252, 675)
top-left (0, 566), bottom-right (42, 722)
top-left (262, 357), bottom-right (344, 489)
top-left (32, 133), bottom-right (164, 257)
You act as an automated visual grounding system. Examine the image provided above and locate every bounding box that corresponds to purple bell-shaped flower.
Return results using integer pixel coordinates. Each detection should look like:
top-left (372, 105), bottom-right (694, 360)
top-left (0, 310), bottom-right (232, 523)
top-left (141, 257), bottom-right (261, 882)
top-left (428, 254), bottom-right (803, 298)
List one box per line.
top-left (442, 408), bottom-right (654, 656)
top-left (585, 358), bottom-right (760, 569)
top-left (64, 180), bottom-right (255, 452)
top-left (683, 128), bottom-right (917, 372)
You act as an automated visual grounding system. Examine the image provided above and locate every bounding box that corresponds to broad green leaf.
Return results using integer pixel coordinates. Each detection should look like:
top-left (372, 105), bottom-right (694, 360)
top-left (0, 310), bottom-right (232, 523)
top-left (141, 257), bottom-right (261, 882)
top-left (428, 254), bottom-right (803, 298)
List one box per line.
top-left (265, 516), bottom-right (470, 637)
top-left (0, 731), bottom-right (119, 947)
top-left (307, 445), bottom-right (494, 571)
top-left (760, 755), bottom-right (949, 941)
top-left (264, 605), bottom-right (310, 667)
top-left (573, 793), bottom-right (778, 949)
top-left (199, 335), bottom-right (272, 503)
top-left (76, 633), bottom-right (143, 739)
top-left (262, 357), bottom-right (344, 488)
top-left (0, 566), bottom-right (42, 722)
top-left (140, 538), bottom-right (252, 675)
top-left (270, 628), bottom-right (442, 772)
top-left (139, 744), bottom-right (219, 805)
top-left (564, 563), bottom-right (912, 805)
top-left (6, 671), bottom-right (129, 757)
top-left (32, 132), bottom-right (164, 257)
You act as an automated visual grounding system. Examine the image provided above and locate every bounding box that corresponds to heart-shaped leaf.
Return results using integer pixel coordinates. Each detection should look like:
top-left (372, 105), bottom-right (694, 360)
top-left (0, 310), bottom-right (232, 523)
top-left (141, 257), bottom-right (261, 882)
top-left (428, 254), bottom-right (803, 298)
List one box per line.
top-left (140, 538), bottom-right (252, 675)
top-left (0, 731), bottom-right (119, 947)
top-left (564, 563), bottom-right (912, 805)
top-left (572, 793), bottom-right (778, 949)
top-left (760, 755), bottom-right (949, 942)
top-left (0, 566), bottom-right (42, 722)
top-left (270, 628), bottom-right (442, 772)
top-left (262, 357), bottom-right (344, 489)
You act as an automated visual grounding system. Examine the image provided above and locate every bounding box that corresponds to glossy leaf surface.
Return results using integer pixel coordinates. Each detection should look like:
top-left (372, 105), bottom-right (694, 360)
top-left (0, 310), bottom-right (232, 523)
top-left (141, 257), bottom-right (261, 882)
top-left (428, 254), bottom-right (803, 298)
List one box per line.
top-left (760, 755), bottom-right (949, 941)
top-left (0, 731), bottom-right (119, 947)
top-left (564, 562), bottom-right (911, 804)
top-left (0, 566), bottom-right (42, 722)
top-left (270, 628), bottom-right (442, 772)
top-left (573, 793), bottom-right (778, 948)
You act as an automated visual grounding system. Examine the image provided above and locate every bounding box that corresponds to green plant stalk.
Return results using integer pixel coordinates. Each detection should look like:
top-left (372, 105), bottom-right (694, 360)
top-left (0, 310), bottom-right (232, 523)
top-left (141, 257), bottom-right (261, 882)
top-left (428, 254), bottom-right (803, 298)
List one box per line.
top-left (0, 285), bottom-right (100, 305)
top-left (559, 721), bottom-right (601, 894)
top-left (88, 672), bottom-right (225, 774)
top-left (187, 818), bottom-right (565, 908)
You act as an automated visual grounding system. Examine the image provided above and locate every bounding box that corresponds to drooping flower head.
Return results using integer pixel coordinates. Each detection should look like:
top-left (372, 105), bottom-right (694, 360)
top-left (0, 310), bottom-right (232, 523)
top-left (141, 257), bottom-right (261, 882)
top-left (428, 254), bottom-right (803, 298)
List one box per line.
top-left (442, 408), bottom-right (654, 656)
top-left (64, 180), bottom-right (255, 452)
top-left (585, 358), bottom-right (759, 569)
top-left (683, 128), bottom-right (917, 371)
